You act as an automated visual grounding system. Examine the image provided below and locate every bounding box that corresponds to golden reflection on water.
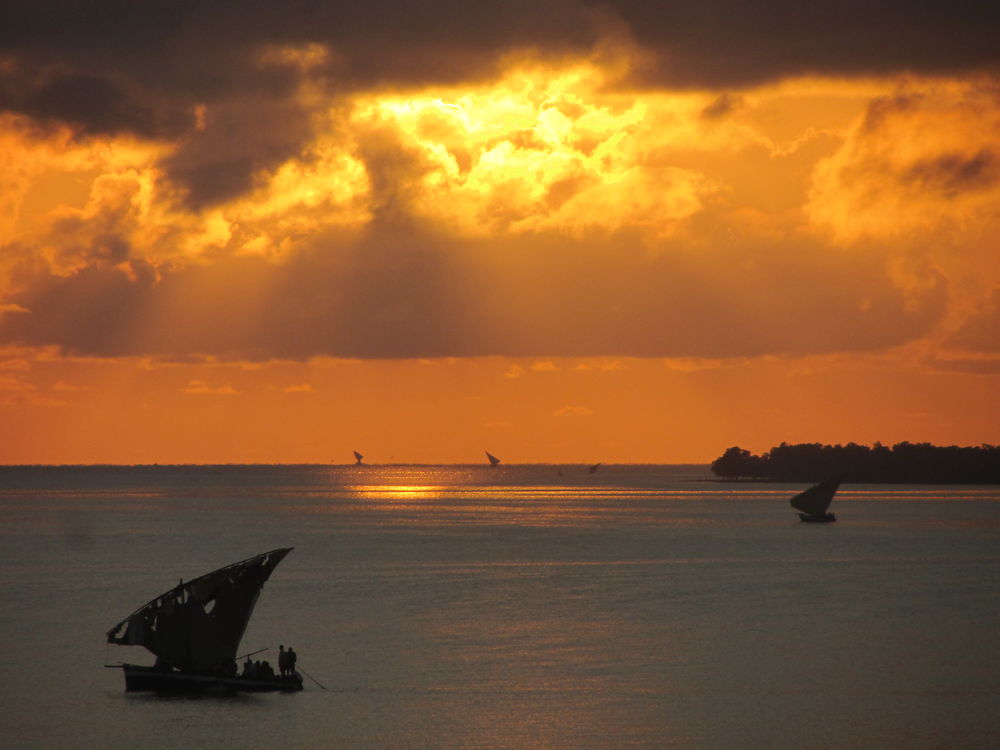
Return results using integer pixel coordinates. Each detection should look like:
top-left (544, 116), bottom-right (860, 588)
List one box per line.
top-left (229, 466), bottom-right (1000, 531)
top-left (347, 484), bottom-right (444, 501)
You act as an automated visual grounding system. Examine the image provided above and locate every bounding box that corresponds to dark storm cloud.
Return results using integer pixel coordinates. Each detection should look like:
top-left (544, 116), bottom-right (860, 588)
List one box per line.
top-left (0, 227), bottom-right (948, 361)
top-left (3, 1), bottom-right (997, 205)
top-left (0, 72), bottom-right (179, 138)
top-left (3, 1), bottom-right (998, 113)
top-left (355, 121), bottom-right (446, 229)
top-left (902, 148), bottom-right (999, 197)
top-left (162, 97), bottom-right (314, 208)
top-left (0, 1), bottom-right (591, 98)
top-left (700, 93), bottom-right (743, 120)
top-left (611, 1), bottom-right (1000, 87)
top-left (860, 93), bottom-right (921, 133)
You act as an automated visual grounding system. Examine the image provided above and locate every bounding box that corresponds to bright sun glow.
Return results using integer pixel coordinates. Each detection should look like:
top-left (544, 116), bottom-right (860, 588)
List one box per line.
top-left (351, 65), bottom-right (714, 237)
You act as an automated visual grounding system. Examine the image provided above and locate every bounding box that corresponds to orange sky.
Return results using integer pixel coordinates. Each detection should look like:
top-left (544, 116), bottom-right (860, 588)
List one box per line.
top-left (1, 4), bottom-right (998, 463)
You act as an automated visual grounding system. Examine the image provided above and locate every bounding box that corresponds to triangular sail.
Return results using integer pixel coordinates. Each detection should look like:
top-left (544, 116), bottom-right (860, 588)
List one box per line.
top-left (353, 451), bottom-right (364, 465)
top-left (790, 475), bottom-right (844, 516)
top-left (486, 451), bottom-right (500, 466)
top-left (107, 548), bottom-right (292, 673)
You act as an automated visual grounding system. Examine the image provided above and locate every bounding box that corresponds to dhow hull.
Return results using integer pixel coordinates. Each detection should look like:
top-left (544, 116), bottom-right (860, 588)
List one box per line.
top-left (121, 664), bottom-right (303, 693)
top-left (798, 512), bottom-right (836, 523)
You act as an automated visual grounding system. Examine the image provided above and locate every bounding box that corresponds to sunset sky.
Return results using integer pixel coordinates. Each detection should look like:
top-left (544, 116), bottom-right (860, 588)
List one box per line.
top-left (1, 2), bottom-right (998, 464)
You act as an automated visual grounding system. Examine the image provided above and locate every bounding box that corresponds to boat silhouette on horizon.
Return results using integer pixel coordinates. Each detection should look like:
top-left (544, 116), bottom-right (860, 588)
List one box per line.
top-left (790, 475), bottom-right (844, 523)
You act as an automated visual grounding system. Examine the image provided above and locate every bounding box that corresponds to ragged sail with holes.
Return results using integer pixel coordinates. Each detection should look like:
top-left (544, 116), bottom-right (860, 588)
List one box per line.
top-left (106, 547), bottom-right (303, 692)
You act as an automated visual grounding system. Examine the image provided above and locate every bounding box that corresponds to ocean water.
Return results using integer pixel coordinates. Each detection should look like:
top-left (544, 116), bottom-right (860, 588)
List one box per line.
top-left (0, 464), bottom-right (998, 749)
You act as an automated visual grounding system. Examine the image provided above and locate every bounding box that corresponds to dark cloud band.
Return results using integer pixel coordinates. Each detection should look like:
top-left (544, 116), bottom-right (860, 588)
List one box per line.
top-left (3, 1), bottom-right (998, 102)
top-left (0, 231), bottom-right (948, 361)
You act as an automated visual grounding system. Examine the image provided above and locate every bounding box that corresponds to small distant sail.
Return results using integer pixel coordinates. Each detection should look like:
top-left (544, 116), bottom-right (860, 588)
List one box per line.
top-left (486, 451), bottom-right (501, 467)
top-left (790, 474), bottom-right (845, 520)
top-left (353, 451), bottom-right (364, 465)
top-left (588, 462), bottom-right (601, 474)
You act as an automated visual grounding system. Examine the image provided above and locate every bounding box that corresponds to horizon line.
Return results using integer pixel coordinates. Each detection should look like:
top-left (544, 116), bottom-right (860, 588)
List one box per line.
top-left (0, 461), bottom-right (713, 468)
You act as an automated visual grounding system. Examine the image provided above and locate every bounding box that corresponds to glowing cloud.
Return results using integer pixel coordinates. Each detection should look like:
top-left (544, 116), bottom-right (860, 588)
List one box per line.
top-left (352, 65), bottom-right (721, 237)
top-left (808, 80), bottom-right (1000, 244)
top-left (554, 405), bottom-right (594, 417)
top-left (182, 380), bottom-right (239, 396)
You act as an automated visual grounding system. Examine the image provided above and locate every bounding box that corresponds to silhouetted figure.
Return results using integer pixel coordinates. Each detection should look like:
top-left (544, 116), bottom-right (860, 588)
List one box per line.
top-left (278, 645), bottom-right (287, 677)
top-left (259, 660), bottom-right (274, 679)
top-left (243, 656), bottom-right (253, 677)
top-left (287, 647), bottom-right (297, 676)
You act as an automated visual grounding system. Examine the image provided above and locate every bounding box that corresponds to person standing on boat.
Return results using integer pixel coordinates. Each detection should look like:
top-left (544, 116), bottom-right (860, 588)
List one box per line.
top-left (278, 645), bottom-right (287, 677)
top-left (287, 646), bottom-right (297, 676)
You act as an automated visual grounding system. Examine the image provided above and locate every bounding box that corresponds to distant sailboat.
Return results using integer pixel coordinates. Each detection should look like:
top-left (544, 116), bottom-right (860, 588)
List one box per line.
top-left (353, 451), bottom-right (364, 465)
top-left (485, 451), bottom-right (501, 467)
top-left (588, 463), bottom-right (601, 474)
top-left (790, 474), bottom-right (844, 523)
top-left (106, 548), bottom-right (302, 692)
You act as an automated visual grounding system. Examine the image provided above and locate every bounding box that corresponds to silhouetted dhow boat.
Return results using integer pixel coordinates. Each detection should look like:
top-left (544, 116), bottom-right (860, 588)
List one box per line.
top-left (790, 475), bottom-right (844, 523)
top-left (486, 451), bottom-right (501, 466)
top-left (354, 450), bottom-right (364, 465)
top-left (106, 547), bottom-right (302, 692)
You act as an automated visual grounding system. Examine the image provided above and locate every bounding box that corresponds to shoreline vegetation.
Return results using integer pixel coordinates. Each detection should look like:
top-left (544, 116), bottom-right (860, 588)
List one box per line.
top-left (711, 442), bottom-right (1000, 484)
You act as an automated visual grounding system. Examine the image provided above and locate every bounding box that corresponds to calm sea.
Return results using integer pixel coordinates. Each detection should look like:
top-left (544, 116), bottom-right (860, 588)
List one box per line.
top-left (1, 464), bottom-right (998, 749)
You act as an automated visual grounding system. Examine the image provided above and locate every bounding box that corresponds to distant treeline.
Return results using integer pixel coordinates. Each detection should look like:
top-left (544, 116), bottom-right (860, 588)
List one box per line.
top-left (711, 442), bottom-right (1000, 483)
